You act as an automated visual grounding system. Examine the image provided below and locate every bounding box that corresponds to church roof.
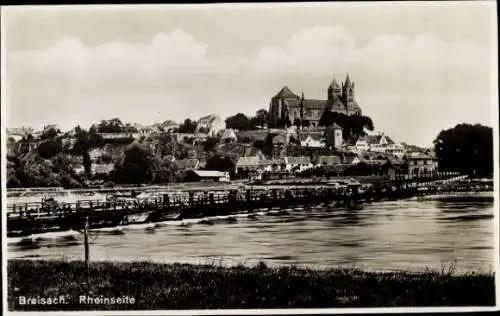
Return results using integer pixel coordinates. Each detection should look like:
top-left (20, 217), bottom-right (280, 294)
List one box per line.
top-left (329, 78), bottom-right (341, 89)
top-left (303, 99), bottom-right (328, 109)
top-left (344, 73), bottom-right (352, 86)
top-left (274, 86), bottom-right (300, 99)
top-left (286, 98), bottom-right (329, 110)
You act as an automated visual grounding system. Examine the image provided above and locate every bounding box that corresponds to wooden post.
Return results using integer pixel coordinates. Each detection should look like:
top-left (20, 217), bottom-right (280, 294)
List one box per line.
top-left (83, 216), bottom-right (90, 290)
top-left (189, 192), bottom-right (194, 206)
top-left (163, 194), bottom-right (170, 208)
top-left (246, 190), bottom-right (251, 203)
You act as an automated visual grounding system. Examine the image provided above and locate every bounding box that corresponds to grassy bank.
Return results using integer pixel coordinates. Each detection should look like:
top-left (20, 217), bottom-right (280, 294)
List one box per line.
top-left (7, 259), bottom-right (495, 310)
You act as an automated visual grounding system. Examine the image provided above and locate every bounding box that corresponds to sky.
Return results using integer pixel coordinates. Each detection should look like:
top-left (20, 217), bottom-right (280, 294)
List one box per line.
top-left (2, 2), bottom-right (497, 147)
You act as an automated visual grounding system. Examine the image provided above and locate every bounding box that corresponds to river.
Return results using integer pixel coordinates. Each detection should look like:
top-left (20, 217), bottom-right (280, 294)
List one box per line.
top-left (7, 195), bottom-right (496, 273)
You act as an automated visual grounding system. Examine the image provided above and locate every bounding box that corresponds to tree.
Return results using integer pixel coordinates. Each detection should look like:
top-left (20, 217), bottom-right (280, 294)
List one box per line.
top-left (276, 117), bottom-right (291, 129)
top-left (83, 151), bottom-right (92, 177)
top-left (251, 109), bottom-right (269, 128)
top-left (319, 110), bottom-right (375, 142)
top-left (98, 118), bottom-right (124, 133)
top-left (319, 110), bottom-right (335, 127)
top-left (152, 156), bottom-right (175, 184)
top-left (114, 143), bottom-right (156, 184)
top-left (203, 136), bottom-right (219, 151)
top-left (433, 123), bottom-right (493, 176)
top-left (38, 140), bottom-right (61, 159)
top-left (177, 118), bottom-right (198, 133)
top-left (225, 113), bottom-right (252, 131)
top-left (72, 126), bottom-right (104, 155)
top-left (40, 128), bottom-right (59, 140)
top-left (205, 154), bottom-right (235, 173)
top-left (349, 114), bottom-right (374, 141)
top-left (123, 123), bottom-right (138, 133)
top-left (51, 154), bottom-right (73, 174)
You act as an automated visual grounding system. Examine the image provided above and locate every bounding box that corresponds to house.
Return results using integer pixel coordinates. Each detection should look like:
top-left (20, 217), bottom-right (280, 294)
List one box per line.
top-left (315, 155), bottom-right (342, 167)
top-left (91, 163), bottom-right (115, 176)
top-left (173, 133), bottom-right (208, 144)
top-left (132, 123), bottom-right (145, 132)
top-left (184, 170), bottom-right (230, 182)
top-left (243, 146), bottom-right (266, 159)
top-left (354, 139), bottom-right (370, 152)
top-left (299, 134), bottom-right (324, 148)
top-left (88, 148), bottom-right (105, 162)
top-left (324, 123), bottom-right (343, 150)
top-left (271, 134), bottom-right (287, 146)
top-left (61, 137), bottom-right (77, 149)
top-left (235, 156), bottom-right (261, 174)
top-left (99, 132), bottom-right (138, 140)
top-left (138, 124), bottom-right (163, 137)
top-left (7, 127), bottom-right (34, 142)
top-left (386, 156), bottom-right (409, 178)
top-left (173, 158), bottom-right (200, 170)
top-left (284, 156), bottom-right (313, 172)
top-left (197, 115), bottom-right (226, 137)
top-left (348, 152), bottom-right (385, 166)
top-left (385, 143), bottom-right (406, 158)
top-left (406, 153), bottom-right (438, 176)
top-left (355, 133), bottom-right (403, 154)
top-left (72, 164), bottom-right (86, 175)
top-left (219, 129), bottom-right (238, 143)
top-left (161, 120), bottom-right (180, 132)
top-left (260, 158), bottom-right (286, 172)
top-left (43, 124), bottom-right (60, 132)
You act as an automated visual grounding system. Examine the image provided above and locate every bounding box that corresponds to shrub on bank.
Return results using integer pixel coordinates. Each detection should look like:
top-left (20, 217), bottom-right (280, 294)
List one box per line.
top-left (7, 259), bottom-right (495, 311)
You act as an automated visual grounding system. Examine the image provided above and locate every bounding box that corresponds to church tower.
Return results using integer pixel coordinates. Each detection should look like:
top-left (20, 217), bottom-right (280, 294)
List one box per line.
top-left (327, 77), bottom-right (341, 111)
top-left (342, 73), bottom-right (355, 115)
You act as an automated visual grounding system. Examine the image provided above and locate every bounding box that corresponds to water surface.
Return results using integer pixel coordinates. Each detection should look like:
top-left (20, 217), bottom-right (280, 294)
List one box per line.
top-left (7, 197), bottom-right (495, 273)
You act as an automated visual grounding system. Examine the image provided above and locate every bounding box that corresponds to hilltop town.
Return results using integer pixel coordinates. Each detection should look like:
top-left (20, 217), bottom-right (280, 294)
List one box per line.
top-left (6, 75), bottom-right (439, 188)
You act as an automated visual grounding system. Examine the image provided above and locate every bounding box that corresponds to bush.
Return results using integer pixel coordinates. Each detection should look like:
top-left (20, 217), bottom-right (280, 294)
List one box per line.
top-left (38, 140), bottom-right (61, 159)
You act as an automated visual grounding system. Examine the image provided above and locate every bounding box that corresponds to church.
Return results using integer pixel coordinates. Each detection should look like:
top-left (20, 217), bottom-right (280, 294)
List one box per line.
top-left (268, 74), bottom-right (362, 128)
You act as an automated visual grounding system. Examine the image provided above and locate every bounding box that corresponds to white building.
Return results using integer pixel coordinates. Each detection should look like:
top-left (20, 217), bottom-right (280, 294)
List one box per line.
top-left (6, 127), bottom-right (33, 142)
top-left (219, 129), bottom-right (238, 143)
top-left (197, 115), bottom-right (226, 137)
top-left (284, 156), bottom-right (313, 172)
top-left (299, 134), bottom-right (324, 148)
top-left (161, 120), bottom-right (180, 132)
top-left (355, 133), bottom-right (405, 156)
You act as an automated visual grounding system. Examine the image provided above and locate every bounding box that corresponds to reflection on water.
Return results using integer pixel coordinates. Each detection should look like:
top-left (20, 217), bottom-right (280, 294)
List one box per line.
top-left (7, 198), bottom-right (495, 273)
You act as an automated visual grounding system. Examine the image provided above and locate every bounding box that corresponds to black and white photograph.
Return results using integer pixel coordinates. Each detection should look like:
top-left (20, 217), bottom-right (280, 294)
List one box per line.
top-left (1, 1), bottom-right (498, 314)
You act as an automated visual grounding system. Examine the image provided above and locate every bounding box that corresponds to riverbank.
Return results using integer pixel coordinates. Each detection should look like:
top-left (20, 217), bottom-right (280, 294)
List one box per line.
top-left (7, 259), bottom-right (495, 310)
